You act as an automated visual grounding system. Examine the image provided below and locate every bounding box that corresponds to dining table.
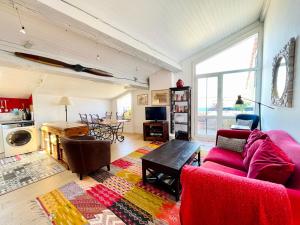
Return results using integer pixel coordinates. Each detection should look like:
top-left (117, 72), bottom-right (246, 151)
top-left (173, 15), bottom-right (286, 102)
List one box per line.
top-left (98, 119), bottom-right (128, 143)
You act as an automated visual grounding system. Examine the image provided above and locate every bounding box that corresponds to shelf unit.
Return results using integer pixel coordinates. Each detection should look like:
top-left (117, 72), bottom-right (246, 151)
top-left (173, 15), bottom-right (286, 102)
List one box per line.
top-left (170, 86), bottom-right (192, 141)
top-left (143, 121), bottom-right (169, 142)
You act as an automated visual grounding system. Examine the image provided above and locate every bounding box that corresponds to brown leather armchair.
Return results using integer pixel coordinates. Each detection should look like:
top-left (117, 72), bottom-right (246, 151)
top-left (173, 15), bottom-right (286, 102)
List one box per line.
top-left (61, 136), bottom-right (111, 180)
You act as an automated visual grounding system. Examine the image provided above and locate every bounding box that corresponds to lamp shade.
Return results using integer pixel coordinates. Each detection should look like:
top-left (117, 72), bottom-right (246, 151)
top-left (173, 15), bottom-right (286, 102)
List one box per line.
top-left (58, 96), bottom-right (72, 106)
top-left (235, 95), bottom-right (244, 105)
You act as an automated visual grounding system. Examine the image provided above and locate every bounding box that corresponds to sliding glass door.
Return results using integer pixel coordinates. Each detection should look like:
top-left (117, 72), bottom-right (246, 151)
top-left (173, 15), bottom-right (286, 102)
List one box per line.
top-left (197, 76), bottom-right (218, 136)
top-left (196, 71), bottom-right (255, 138)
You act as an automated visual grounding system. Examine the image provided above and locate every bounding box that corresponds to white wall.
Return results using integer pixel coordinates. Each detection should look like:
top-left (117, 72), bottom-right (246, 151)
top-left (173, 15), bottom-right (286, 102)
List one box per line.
top-left (133, 70), bottom-right (174, 133)
top-left (261, 0), bottom-right (300, 141)
top-left (132, 90), bottom-right (150, 134)
top-left (111, 69), bottom-right (174, 134)
top-left (33, 94), bottom-right (111, 127)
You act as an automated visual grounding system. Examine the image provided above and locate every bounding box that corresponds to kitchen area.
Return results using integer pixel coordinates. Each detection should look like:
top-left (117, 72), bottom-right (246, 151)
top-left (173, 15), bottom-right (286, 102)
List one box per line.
top-left (0, 96), bottom-right (37, 158)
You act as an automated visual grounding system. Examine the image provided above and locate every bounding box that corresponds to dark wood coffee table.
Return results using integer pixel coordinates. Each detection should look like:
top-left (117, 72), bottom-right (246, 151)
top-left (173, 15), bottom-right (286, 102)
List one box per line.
top-left (141, 139), bottom-right (200, 201)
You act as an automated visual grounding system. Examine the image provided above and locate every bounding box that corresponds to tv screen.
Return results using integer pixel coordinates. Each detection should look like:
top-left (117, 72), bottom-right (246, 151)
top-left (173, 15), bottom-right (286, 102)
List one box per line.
top-left (145, 107), bottom-right (166, 121)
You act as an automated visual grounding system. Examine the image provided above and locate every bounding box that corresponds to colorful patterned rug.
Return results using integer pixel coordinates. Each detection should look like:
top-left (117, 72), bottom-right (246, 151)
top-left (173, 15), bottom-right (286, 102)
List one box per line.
top-left (37, 142), bottom-right (182, 225)
top-left (0, 151), bottom-right (66, 195)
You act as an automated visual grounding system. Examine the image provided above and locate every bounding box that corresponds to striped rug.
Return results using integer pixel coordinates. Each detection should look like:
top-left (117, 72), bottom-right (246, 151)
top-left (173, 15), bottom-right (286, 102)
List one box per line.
top-left (37, 142), bottom-right (185, 225)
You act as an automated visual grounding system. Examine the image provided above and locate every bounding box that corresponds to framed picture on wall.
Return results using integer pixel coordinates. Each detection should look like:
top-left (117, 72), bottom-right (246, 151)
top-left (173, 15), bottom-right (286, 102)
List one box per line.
top-left (137, 94), bottom-right (148, 105)
top-left (151, 89), bottom-right (170, 106)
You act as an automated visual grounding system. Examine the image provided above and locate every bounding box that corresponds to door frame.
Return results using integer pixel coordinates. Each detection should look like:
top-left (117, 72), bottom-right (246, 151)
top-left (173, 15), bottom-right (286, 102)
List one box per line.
top-left (194, 68), bottom-right (258, 140)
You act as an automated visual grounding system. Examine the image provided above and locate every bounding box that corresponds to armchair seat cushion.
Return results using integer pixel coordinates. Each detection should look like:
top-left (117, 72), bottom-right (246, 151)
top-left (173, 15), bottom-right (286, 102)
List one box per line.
top-left (204, 147), bottom-right (246, 171)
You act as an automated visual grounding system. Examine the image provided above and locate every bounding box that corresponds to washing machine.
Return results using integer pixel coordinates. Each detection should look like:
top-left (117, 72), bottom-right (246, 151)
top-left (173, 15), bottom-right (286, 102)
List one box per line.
top-left (2, 123), bottom-right (38, 157)
top-left (0, 125), bottom-right (4, 155)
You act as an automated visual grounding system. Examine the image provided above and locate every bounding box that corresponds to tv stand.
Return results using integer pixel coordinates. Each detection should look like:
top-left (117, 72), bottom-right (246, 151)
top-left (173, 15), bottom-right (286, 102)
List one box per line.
top-left (143, 121), bottom-right (169, 142)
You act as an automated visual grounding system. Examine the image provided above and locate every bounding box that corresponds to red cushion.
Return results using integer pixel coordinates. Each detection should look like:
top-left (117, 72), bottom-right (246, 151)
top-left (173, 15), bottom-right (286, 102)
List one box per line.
top-left (204, 147), bottom-right (245, 171)
top-left (243, 139), bottom-right (264, 170)
top-left (242, 129), bottom-right (268, 158)
top-left (267, 130), bottom-right (300, 189)
top-left (202, 161), bottom-right (247, 177)
top-left (248, 139), bottom-right (295, 184)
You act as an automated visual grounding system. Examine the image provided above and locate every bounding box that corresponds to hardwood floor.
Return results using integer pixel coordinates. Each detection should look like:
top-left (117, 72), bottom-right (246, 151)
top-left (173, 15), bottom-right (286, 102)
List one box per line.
top-left (0, 134), bottom-right (213, 225)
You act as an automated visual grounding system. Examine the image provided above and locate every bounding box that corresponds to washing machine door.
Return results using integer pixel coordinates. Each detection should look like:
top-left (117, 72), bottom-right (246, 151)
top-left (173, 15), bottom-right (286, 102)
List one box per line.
top-left (6, 129), bottom-right (32, 147)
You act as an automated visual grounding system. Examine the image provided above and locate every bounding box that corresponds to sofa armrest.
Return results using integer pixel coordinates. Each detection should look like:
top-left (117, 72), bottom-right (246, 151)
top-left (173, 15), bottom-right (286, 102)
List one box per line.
top-left (180, 166), bottom-right (292, 225)
top-left (216, 129), bottom-right (251, 144)
top-left (287, 188), bottom-right (300, 225)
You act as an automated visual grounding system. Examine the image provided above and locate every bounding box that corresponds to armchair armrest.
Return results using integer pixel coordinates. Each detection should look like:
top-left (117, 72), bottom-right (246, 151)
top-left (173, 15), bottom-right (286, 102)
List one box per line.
top-left (216, 129), bottom-right (251, 144)
top-left (180, 166), bottom-right (292, 225)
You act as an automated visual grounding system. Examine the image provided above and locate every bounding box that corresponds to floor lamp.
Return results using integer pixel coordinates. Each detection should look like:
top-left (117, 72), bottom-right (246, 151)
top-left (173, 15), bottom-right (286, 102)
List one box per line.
top-left (59, 96), bottom-right (72, 122)
top-left (235, 95), bottom-right (274, 130)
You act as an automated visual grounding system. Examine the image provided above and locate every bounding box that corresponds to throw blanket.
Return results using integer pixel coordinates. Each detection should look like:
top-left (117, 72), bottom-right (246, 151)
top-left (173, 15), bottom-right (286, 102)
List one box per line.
top-left (180, 166), bottom-right (293, 225)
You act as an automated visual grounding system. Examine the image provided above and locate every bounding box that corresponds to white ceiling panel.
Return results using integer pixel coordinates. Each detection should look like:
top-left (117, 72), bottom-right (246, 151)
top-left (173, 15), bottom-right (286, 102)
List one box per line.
top-left (0, 0), bottom-right (265, 80)
top-left (0, 66), bottom-right (127, 99)
top-left (60, 0), bottom-right (265, 61)
top-left (0, 1), bottom-right (161, 85)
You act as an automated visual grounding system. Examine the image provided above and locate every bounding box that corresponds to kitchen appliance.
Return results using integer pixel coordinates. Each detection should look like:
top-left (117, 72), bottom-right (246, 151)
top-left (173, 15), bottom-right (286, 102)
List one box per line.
top-left (0, 125), bottom-right (4, 154)
top-left (1, 121), bottom-right (37, 157)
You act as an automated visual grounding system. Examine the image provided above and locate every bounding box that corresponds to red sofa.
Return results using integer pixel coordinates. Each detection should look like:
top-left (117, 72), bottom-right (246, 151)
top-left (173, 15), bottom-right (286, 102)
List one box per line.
top-left (180, 129), bottom-right (300, 225)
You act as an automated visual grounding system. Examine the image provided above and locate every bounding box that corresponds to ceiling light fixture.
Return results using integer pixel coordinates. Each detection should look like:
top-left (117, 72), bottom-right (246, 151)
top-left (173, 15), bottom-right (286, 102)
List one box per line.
top-left (95, 38), bottom-right (101, 61)
top-left (12, 0), bottom-right (26, 35)
top-left (19, 26), bottom-right (26, 34)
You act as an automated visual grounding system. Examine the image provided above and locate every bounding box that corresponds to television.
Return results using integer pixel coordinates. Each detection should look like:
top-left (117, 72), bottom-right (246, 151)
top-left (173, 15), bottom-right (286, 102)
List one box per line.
top-left (145, 107), bottom-right (167, 121)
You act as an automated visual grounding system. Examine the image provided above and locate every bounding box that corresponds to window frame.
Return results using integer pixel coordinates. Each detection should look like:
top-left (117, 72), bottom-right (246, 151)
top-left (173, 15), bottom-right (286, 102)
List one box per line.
top-left (116, 92), bottom-right (133, 120)
top-left (192, 24), bottom-right (263, 140)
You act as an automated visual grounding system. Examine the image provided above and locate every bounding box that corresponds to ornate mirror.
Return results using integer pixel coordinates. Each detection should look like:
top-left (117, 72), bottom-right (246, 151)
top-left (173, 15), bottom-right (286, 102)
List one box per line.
top-left (271, 38), bottom-right (296, 107)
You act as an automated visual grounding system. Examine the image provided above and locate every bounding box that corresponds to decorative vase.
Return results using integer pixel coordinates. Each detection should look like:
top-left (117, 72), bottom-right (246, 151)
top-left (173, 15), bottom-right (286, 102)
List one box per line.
top-left (176, 79), bottom-right (184, 88)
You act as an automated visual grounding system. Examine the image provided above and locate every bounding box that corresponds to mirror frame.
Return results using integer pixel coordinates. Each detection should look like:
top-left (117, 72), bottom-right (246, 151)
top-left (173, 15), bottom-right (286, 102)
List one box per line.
top-left (271, 38), bottom-right (296, 107)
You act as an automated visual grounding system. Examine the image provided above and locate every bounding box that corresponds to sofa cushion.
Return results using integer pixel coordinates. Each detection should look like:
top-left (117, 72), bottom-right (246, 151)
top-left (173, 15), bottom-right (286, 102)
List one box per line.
top-left (267, 130), bottom-right (300, 189)
top-left (216, 136), bottom-right (246, 153)
top-left (204, 147), bottom-right (245, 171)
top-left (242, 129), bottom-right (268, 158)
top-left (248, 139), bottom-right (295, 184)
top-left (202, 161), bottom-right (247, 177)
top-left (237, 119), bottom-right (253, 129)
top-left (243, 139), bottom-right (264, 170)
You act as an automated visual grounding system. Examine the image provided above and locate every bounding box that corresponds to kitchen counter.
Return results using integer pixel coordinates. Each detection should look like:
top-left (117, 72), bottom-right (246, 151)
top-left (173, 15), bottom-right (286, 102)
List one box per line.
top-left (41, 122), bottom-right (87, 130)
top-left (40, 122), bottom-right (89, 167)
top-left (0, 120), bottom-right (34, 125)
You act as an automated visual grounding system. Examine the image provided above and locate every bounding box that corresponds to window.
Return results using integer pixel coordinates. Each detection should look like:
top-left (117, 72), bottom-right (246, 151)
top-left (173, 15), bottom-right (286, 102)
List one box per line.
top-left (195, 33), bottom-right (259, 138)
top-left (196, 34), bottom-right (258, 75)
top-left (117, 93), bottom-right (132, 120)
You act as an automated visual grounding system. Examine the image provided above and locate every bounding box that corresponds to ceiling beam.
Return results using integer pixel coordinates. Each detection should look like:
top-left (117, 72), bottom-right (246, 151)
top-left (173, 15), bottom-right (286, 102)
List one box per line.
top-left (37, 0), bottom-right (182, 72)
top-left (259, 0), bottom-right (271, 22)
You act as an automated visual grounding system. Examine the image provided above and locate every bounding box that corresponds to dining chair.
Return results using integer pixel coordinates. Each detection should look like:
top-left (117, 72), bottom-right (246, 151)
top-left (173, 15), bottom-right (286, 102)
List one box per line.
top-left (105, 112), bottom-right (112, 119)
top-left (79, 113), bottom-right (94, 135)
top-left (116, 112), bottom-right (124, 120)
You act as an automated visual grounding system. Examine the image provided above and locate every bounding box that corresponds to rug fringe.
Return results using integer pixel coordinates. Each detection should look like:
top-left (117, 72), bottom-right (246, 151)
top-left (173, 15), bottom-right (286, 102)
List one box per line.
top-left (29, 199), bottom-right (52, 224)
